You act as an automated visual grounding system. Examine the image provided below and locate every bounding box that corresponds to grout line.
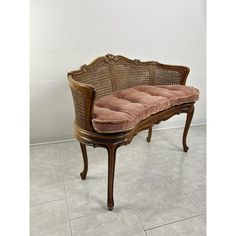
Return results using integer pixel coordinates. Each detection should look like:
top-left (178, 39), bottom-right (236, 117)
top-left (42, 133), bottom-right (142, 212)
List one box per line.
top-left (30, 197), bottom-right (66, 207)
top-left (30, 138), bottom-right (77, 146)
top-left (158, 163), bottom-right (203, 214)
top-left (183, 190), bottom-right (206, 215)
top-left (59, 152), bottom-right (73, 236)
top-left (144, 213), bottom-right (203, 232)
top-left (30, 124), bottom-right (206, 146)
top-left (125, 193), bottom-right (147, 235)
top-left (68, 203), bottom-right (140, 222)
top-left (157, 163), bottom-right (185, 196)
top-left (191, 155), bottom-right (207, 173)
top-left (69, 209), bottom-right (111, 221)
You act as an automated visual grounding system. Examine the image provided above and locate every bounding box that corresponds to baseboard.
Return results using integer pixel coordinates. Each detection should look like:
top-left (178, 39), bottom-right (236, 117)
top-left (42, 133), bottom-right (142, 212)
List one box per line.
top-left (30, 122), bottom-right (206, 147)
top-left (152, 122), bottom-right (206, 131)
top-left (30, 138), bottom-right (77, 146)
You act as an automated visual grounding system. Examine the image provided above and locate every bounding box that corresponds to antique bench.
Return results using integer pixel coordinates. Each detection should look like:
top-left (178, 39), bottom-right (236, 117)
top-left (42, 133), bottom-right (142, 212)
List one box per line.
top-left (68, 54), bottom-right (199, 211)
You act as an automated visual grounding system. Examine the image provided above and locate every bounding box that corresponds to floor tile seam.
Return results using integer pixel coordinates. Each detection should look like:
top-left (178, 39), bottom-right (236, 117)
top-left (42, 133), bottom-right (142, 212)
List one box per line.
top-left (184, 188), bottom-right (206, 195)
top-left (63, 170), bottom-right (135, 182)
top-left (60, 165), bottom-right (80, 182)
top-left (156, 163), bottom-right (186, 196)
top-left (159, 162), bottom-right (206, 182)
top-left (158, 157), bottom-right (201, 184)
top-left (32, 167), bottom-right (66, 184)
top-left (163, 164), bottom-right (205, 215)
top-left (125, 193), bottom-right (147, 235)
top-left (30, 155), bottom-right (61, 163)
top-left (59, 153), bottom-right (81, 160)
top-left (67, 187), bottom-right (133, 221)
top-left (69, 210), bottom-right (108, 222)
top-left (69, 205), bottom-right (132, 222)
top-left (59, 152), bottom-right (73, 236)
top-left (63, 167), bottom-right (155, 182)
top-left (158, 163), bottom-right (202, 213)
top-left (63, 174), bottom-right (109, 189)
top-left (192, 159), bottom-right (207, 173)
top-left (30, 197), bottom-right (67, 207)
top-left (182, 187), bottom-right (206, 195)
top-left (34, 145), bottom-right (61, 155)
top-left (178, 177), bottom-right (206, 195)
top-left (183, 191), bottom-right (206, 215)
top-left (144, 213), bottom-right (204, 232)
top-left (126, 191), bottom-right (195, 210)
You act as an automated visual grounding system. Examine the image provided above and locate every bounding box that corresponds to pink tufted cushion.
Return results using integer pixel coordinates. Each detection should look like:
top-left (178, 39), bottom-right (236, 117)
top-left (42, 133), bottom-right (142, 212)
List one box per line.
top-left (92, 85), bottom-right (199, 133)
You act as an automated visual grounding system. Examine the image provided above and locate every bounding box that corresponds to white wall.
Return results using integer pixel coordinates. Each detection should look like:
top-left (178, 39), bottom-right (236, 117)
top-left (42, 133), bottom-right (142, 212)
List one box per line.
top-left (30, 0), bottom-right (206, 143)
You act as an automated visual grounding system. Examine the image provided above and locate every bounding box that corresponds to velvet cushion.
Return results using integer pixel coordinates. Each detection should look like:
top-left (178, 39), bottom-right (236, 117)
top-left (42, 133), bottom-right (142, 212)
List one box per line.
top-left (92, 85), bottom-right (199, 133)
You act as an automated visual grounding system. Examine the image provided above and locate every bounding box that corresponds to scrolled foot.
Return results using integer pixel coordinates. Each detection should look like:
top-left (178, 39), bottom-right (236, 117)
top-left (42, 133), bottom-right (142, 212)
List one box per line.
top-left (183, 145), bottom-right (189, 152)
top-left (80, 171), bottom-right (87, 180)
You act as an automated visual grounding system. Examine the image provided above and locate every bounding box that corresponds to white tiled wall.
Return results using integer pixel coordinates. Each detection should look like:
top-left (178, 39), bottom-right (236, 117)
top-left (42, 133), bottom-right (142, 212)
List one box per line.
top-left (30, 0), bottom-right (206, 143)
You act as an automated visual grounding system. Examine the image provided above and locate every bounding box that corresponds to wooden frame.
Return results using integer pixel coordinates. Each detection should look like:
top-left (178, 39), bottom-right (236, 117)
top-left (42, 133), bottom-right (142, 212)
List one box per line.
top-left (68, 54), bottom-right (194, 211)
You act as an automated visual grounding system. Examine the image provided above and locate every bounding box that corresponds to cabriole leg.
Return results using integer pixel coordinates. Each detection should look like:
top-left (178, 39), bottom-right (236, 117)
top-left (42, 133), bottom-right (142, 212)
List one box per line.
top-left (107, 145), bottom-right (117, 211)
top-left (80, 142), bottom-right (88, 180)
top-left (182, 106), bottom-right (195, 152)
top-left (146, 127), bottom-right (152, 142)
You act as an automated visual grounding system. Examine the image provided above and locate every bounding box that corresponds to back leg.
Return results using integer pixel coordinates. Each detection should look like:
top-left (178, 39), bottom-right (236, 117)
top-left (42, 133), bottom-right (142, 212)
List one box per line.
top-left (146, 127), bottom-right (152, 142)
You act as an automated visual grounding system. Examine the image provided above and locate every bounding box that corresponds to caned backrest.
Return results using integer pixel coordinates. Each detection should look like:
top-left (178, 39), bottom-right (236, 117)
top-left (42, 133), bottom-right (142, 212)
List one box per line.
top-left (69, 54), bottom-right (152, 99)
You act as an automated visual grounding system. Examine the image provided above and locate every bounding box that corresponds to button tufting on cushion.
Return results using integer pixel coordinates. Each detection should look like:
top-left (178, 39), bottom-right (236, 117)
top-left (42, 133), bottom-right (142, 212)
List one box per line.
top-left (92, 85), bottom-right (199, 133)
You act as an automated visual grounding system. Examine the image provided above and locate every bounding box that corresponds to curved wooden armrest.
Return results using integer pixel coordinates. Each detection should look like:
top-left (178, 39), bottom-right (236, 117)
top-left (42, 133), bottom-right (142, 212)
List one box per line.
top-left (68, 74), bottom-right (96, 131)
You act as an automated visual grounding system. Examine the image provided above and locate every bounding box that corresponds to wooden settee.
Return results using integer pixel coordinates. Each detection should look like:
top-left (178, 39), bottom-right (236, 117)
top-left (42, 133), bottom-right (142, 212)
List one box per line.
top-left (68, 54), bottom-right (199, 210)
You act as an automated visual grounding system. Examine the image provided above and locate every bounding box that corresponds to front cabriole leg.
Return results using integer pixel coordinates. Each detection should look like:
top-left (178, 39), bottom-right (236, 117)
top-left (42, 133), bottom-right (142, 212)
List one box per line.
top-left (79, 142), bottom-right (88, 180)
top-left (106, 144), bottom-right (117, 211)
top-left (182, 106), bottom-right (195, 152)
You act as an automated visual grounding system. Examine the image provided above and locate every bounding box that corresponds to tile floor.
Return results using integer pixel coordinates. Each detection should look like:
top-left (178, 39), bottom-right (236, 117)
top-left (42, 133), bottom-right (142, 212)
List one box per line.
top-left (30, 125), bottom-right (206, 236)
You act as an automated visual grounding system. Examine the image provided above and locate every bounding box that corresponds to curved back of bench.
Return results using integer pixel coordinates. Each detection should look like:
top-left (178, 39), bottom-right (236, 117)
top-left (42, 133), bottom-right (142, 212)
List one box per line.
top-left (68, 54), bottom-right (190, 132)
